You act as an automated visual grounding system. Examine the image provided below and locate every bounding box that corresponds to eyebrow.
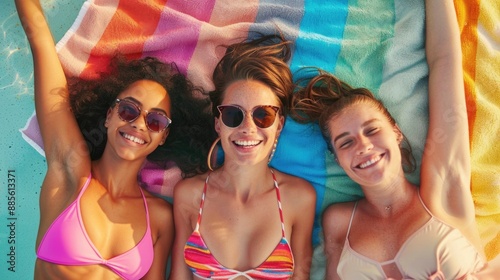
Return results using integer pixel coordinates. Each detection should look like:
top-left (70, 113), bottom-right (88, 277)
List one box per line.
top-left (124, 96), bottom-right (168, 115)
top-left (332, 118), bottom-right (381, 144)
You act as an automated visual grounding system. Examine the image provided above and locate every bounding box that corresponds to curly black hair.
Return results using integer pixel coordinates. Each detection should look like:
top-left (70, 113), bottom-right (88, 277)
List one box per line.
top-left (68, 55), bottom-right (216, 178)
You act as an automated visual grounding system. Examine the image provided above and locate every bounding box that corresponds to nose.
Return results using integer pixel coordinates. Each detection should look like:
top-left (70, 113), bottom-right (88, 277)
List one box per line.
top-left (131, 113), bottom-right (148, 131)
top-left (356, 136), bottom-right (373, 155)
top-left (239, 112), bottom-right (257, 132)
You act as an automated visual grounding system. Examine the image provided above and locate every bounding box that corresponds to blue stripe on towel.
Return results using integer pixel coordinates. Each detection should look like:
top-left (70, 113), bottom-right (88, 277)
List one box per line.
top-left (334, 0), bottom-right (395, 91)
top-left (273, 0), bottom-right (350, 245)
top-left (290, 0), bottom-right (349, 74)
top-left (249, 0), bottom-right (304, 43)
top-left (287, 0), bottom-right (349, 245)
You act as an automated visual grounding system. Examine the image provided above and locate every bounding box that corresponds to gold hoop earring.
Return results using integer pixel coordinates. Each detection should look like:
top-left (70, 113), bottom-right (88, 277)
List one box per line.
top-left (268, 138), bottom-right (278, 164)
top-left (207, 137), bottom-right (221, 171)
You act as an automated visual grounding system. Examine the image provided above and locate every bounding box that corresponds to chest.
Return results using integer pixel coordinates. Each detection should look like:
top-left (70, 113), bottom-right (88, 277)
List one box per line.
top-left (340, 218), bottom-right (484, 279)
top-left (78, 186), bottom-right (150, 259)
top-left (193, 192), bottom-right (290, 270)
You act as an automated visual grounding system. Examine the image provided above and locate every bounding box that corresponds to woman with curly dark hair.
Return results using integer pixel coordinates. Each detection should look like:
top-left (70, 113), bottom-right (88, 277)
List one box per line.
top-left (16, 0), bottom-right (214, 279)
top-left (69, 55), bottom-right (215, 178)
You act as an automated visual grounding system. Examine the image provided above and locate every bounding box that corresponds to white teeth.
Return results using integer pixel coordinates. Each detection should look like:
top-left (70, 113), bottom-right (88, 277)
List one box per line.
top-left (359, 155), bottom-right (381, 169)
top-left (234, 140), bottom-right (260, 147)
top-left (123, 133), bottom-right (145, 144)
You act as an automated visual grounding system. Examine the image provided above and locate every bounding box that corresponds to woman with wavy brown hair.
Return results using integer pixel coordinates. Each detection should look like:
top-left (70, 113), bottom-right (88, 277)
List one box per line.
top-left (291, 0), bottom-right (500, 278)
top-left (170, 34), bottom-right (316, 280)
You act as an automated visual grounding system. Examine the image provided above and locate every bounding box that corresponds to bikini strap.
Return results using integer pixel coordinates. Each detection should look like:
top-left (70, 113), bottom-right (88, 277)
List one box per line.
top-left (416, 189), bottom-right (433, 217)
top-left (137, 186), bottom-right (151, 229)
top-left (345, 201), bottom-right (358, 242)
top-left (194, 173), bottom-right (211, 231)
top-left (76, 173), bottom-right (93, 199)
top-left (270, 170), bottom-right (286, 238)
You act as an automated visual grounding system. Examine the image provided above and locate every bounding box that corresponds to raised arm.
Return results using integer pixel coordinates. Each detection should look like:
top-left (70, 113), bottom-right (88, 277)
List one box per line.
top-left (15, 0), bottom-right (89, 179)
top-left (420, 0), bottom-right (476, 228)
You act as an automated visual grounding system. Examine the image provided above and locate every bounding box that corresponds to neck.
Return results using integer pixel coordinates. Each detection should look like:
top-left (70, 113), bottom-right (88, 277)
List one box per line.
top-left (215, 162), bottom-right (274, 200)
top-left (91, 152), bottom-right (144, 197)
top-left (362, 175), bottom-right (416, 215)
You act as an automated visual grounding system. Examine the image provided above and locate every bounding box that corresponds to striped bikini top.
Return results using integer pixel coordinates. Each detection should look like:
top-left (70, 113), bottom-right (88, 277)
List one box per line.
top-left (183, 170), bottom-right (294, 279)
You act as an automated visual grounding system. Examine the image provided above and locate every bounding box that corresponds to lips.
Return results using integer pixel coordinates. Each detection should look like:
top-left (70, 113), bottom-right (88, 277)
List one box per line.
top-left (121, 132), bottom-right (146, 145)
top-left (233, 140), bottom-right (261, 147)
top-left (357, 154), bottom-right (383, 169)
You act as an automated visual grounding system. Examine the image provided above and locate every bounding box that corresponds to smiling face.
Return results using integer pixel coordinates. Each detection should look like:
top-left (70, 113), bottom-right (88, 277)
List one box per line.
top-left (328, 101), bottom-right (403, 187)
top-left (215, 79), bottom-right (284, 167)
top-left (105, 79), bottom-right (171, 162)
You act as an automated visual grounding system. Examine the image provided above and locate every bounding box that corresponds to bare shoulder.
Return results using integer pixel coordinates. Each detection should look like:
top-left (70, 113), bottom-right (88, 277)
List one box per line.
top-left (143, 190), bottom-right (174, 224)
top-left (141, 190), bottom-right (175, 246)
top-left (272, 169), bottom-right (315, 192)
top-left (322, 201), bottom-right (356, 242)
top-left (172, 173), bottom-right (208, 222)
top-left (323, 201), bottom-right (355, 225)
top-left (145, 192), bottom-right (173, 215)
top-left (273, 169), bottom-right (316, 203)
top-left (173, 173), bottom-right (207, 201)
top-left (272, 170), bottom-right (316, 228)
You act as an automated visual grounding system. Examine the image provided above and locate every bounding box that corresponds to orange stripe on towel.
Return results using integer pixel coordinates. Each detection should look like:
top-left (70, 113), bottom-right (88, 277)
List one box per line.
top-left (454, 0), bottom-right (480, 142)
top-left (81, 0), bottom-right (169, 78)
top-left (456, 0), bottom-right (500, 261)
top-left (470, 0), bottom-right (500, 261)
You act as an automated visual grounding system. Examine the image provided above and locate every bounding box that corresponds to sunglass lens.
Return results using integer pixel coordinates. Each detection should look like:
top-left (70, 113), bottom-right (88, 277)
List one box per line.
top-left (146, 113), bottom-right (170, 132)
top-left (221, 106), bottom-right (244, 128)
top-left (253, 106), bottom-right (277, 128)
top-left (118, 102), bottom-right (140, 122)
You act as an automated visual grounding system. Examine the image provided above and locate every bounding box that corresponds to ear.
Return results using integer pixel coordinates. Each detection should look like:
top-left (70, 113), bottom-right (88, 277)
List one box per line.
top-left (276, 115), bottom-right (285, 136)
top-left (160, 129), bottom-right (169, 145)
top-left (105, 108), bottom-right (113, 127)
top-left (335, 156), bottom-right (341, 165)
top-left (215, 117), bottom-right (221, 134)
top-left (330, 146), bottom-right (340, 165)
top-left (394, 124), bottom-right (403, 144)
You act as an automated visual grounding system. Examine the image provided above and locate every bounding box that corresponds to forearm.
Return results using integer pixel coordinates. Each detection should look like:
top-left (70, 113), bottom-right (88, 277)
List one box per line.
top-left (425, 0), bottom-right (467, 131)
top-left (420, 0), bottom-right (475, 231)
top-left (15, 0), bottom-right (82, 164)
top-left (15, 0), bottom-right (68, 101)
top-left (423, 0), bottom-right (469, 174)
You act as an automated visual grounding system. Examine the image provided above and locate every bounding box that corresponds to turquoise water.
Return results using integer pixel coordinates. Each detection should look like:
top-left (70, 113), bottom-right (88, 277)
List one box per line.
top-left (0, 1), bottom-right (83, 278)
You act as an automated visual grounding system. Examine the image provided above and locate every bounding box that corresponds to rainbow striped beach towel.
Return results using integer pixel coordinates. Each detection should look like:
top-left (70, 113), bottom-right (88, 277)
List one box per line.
top-left (20, 0), bottom-right (500, 265)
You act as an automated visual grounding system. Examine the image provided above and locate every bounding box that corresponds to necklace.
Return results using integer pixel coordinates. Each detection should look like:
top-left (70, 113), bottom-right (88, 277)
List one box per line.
top-left (384, 205), bottom-right (392, 211)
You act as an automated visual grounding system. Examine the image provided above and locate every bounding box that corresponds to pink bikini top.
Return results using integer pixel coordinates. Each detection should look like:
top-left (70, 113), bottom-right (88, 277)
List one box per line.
top-left (36, 174), bottom-right (154, 280)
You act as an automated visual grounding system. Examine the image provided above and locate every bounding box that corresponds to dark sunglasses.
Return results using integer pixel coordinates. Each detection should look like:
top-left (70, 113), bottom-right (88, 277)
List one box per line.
top-left (217, 105), bottom-right (280, 128)
top-left (114, 98), bottom-right (172, 132)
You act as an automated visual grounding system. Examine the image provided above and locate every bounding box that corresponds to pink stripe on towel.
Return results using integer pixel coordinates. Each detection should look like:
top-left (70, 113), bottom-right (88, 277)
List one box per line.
top-left (142, 0), bottom-right (217, 76)
top-left (186, 0), bottom-right (259, 90)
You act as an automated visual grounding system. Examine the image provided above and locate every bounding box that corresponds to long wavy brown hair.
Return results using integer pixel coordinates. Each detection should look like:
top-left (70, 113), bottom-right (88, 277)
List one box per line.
top-left (209, 33), bottom-right (294, 118)
top-left (291, 68), bottom-right (416, 173)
